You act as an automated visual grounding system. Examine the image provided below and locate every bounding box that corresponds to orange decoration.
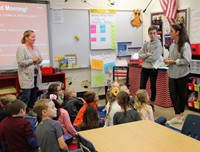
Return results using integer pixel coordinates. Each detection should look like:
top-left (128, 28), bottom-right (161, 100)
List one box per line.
top-left (131, 9), bottom-right (142, 28)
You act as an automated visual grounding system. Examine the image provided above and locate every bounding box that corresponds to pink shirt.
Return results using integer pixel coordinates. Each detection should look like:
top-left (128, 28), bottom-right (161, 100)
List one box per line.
top-left (58, 108), bottom-right (76, 136)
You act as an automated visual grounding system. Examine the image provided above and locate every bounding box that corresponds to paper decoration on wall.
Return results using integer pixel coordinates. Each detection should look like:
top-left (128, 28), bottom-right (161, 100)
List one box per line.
top-left (81, 0), bottom-right (96, 5)
top-left (91, 59), bottom-right (103, 70)
top-left (89, 9), bottom-right (117, 50)
top-left (104, 62), bottom-right (115, 74)
top-left (131, 9), bottom-right (142, 28)
top-left (81, 80), bottom-right (91, 89)
top-left (107, 0), bottom-right (116, 6)
top-left (92, 73), bottom-right (106, 86)
top-left (66, 77), bottom-right (72, 86)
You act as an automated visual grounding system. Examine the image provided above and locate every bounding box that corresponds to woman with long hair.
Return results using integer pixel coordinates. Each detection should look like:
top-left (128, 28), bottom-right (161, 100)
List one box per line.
top-left (164, 23), bottom-right (191, 124)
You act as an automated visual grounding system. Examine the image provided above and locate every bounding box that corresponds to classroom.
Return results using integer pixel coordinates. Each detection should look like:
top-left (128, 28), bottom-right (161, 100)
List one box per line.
top-left (0, 0), bottom-right (200, 151)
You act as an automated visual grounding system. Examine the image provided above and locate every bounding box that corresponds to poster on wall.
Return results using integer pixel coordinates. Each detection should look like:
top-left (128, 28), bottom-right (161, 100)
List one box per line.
top-left (89, 9), bottom-right (117, 50)
top-left (90, 51), bottom-right (116, 87)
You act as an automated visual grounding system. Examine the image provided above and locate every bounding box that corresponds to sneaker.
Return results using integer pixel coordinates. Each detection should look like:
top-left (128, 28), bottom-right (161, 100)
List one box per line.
top-left (150, 104), bottom-right (155, 112)
top-left (167, 117), bottom-right (183, 125)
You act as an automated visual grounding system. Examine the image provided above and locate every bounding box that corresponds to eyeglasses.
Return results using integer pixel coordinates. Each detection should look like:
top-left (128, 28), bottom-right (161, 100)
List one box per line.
top-left (57, 89), bottom-right (62, 92)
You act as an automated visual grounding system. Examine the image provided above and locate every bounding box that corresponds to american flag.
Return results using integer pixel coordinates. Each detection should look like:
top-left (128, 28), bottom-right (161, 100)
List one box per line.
top-left (159, 0), bottom-right (177, 25)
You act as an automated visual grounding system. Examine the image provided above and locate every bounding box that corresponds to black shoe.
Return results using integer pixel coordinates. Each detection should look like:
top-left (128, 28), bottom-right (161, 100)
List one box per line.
top-left (150, 104), bottom-right (155, 112)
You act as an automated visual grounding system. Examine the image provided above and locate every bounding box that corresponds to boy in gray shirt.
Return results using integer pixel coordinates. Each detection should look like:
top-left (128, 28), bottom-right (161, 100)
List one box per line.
top-left (34, 99), bottom-right (68, 152)
top-left (138, 25), bottom-right (162, 111)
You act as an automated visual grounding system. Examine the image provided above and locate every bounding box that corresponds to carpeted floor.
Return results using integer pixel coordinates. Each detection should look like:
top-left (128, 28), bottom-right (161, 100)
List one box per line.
top-left (153, 105), bottom-right (200, 130)
top-left (97, 100), bottom-right (200, 130)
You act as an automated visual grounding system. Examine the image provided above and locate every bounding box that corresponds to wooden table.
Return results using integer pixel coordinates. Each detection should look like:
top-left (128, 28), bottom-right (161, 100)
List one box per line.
top-left (79, 120), bottom-right (200, 152)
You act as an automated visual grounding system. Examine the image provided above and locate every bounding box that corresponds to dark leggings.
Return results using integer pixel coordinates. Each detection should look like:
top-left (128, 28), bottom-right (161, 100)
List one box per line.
top-left (140, 68), bottom-right (158, 102)
top-left (169, 74), bottom-right (189, 114)
top-left (20, 76), bottom-right (37, 108)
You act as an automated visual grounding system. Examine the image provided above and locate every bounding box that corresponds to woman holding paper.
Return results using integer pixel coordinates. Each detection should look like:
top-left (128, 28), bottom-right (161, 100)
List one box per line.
top-left (164, 23), bottom-right (191, 124)
top-left (16, 30), bottom-right (42, 112)
top-left (138, 25), bottom-right (162, 111)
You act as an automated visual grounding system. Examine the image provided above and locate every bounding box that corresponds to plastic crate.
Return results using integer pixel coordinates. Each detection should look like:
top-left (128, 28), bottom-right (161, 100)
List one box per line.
top-left (194, 101), bottom-right (200, 109)
top-left (191, 44), bottom-right (200, 55)
top-left (188, 83), bottom-right (194, 90)
top-left (194, 84), bottom-right (200, 92)
top-left (187, 100), bottom-right (194, 108)
top-left (41, 66), bottom-right (54, 75)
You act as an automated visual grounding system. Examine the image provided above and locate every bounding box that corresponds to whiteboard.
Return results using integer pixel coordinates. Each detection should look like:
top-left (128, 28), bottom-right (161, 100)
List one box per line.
top-left (49, 9), bottom-right (143, 68)
top-left (50, 9), bottom-right (90, 67)
top-left (116, 11), bottom-right (143, 46)
top-left (190, 9), bottom-right (200, 44)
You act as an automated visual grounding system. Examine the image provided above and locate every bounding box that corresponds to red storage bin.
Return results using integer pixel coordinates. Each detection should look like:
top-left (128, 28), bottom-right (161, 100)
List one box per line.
top-left (41, 66), bottom-right (54, 75)
top-left (187, 100), bottom-right (194, 108)
top-left (188, 83), bottom-right (194, 90)
top-left (191, 44), bottom-right (200, 55)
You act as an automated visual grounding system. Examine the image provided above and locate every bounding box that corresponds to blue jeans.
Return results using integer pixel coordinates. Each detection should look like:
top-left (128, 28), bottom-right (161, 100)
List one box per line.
top-left (20, 88), bottom-right (37, 108)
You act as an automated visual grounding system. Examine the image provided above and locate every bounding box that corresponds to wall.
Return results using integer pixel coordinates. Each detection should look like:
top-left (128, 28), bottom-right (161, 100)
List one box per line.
top-left (50, 0), bottom-right (200, 45)
top-left (50, 0), bottom-right (147, 11)
top-left (49, 0), bottom-right (199, 95)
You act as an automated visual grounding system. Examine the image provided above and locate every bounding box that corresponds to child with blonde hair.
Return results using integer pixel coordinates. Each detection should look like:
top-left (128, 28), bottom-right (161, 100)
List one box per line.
top-left (63, 87), bottom-right (84, 123)
top-left (34, 99), bottom-right (68, 152)
top-left (104, 87), bottom-right (121, 127)
top-left (0, 94), bottom-right (16, 122)
top-left (119, 84), bottom-right (135, 104)
top-left (134, 89), bottom-right (166, 125)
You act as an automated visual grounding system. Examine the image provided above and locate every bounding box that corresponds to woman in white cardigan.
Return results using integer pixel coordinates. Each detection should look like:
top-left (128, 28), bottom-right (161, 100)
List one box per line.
top-left (16, 30), bottom-right (42, 110)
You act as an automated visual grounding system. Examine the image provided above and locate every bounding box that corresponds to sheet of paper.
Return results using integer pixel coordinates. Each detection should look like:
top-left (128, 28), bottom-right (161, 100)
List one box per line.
top-left (152, 56), bottom-right (164, 69)
top-left (92, 73), bottom-right (106, 86)
top-left (52, 9), bottom-right (63, 24)
top-left (104, 62), bottom-right (115, 74)
top-left (91, 59), bottom-right (103, 70)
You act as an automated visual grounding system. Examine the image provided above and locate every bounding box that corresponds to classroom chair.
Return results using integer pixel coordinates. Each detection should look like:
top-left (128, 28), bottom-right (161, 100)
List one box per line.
top-left (76, 133), bottom-right (97, 152)
top-left (181, 114), bottom-right (200, 140)
top-left (113, 66), bottom-right (130, 88)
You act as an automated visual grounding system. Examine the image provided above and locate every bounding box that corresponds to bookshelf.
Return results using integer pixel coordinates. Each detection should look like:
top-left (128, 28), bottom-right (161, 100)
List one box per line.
top-left (0, 72), bottom-right (66, 96)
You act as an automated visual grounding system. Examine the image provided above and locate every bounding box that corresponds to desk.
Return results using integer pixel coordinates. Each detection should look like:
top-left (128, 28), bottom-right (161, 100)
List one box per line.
top-left (129, 65), bottom-right (172, 107)
top-left (79, 120), bottom-right (200, 152)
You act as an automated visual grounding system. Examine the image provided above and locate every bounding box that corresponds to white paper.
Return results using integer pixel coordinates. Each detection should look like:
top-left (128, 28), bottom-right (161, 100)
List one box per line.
top-left (56, 0), bottom-right (65, 4)
top-left (152, 56), bottom-right (164, 69)
top-left (52, 9), bottom-right (63, 24)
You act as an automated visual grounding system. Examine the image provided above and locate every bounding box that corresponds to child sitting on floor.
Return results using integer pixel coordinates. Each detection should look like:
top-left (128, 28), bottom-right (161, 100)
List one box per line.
top-left (63, 87), bottom-right (84, 123)
top-left (77, 105), bottom-right (102, 131)
top-left (52, 98), bottom-right (77, 144)
top-left (0, 100), bottom-right (39, 152)
top-left (113, 91), bottom-right (141, 125)
top-left (73, 91), bottom-right (99, 128)
top-left (0, 94), bottom-right (16, 122)
top-left (47, 83), bottom-right (64, 106)
top-left (34, 99), bottom-right (68, 152)
top-left (104, 87), bottom-right (121, 127)
top-left (134, 89), bottom-right (166, 125)
top-left (119, 84), bottom-right (135, 104)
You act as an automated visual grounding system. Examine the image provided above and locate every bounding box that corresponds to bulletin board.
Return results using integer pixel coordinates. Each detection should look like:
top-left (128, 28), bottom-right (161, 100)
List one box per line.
top-left (50, 9), bottom-right (143, 68)
top-left (89, 9), bottom-right (117, 50)
top-left (190, 9), bottom-right (200, 44)
top-left (90, 51), bottom-right (116, 87)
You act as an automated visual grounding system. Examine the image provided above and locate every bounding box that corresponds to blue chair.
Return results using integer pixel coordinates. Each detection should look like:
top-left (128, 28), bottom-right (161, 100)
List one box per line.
top-left (181, 114), bottom-right (200, 140)
top-left (76, 133), bottom-right (97, 152)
